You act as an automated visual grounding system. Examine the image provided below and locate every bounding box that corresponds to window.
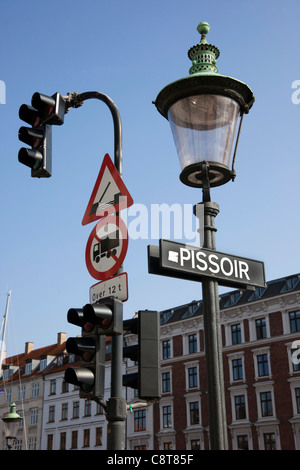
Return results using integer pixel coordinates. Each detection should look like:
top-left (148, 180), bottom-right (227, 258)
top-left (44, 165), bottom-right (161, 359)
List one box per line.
top-left (96, 402), bottom-right (105, 415)
top-left (73, 401), bottom-right (80, 418)
top-left (25, 361), bottom-right (32, 375)
top-left (71, 430), bottom-right (78, 449)
top-left (188, 367), bottom-right (198, 388)
top-left (231, 324), bottom-right (241, 345)
top-left (281, 276), bottom-right (299, 293)
top-left (232, 358), bottom-right (243, 381)
top-left (162, 372), bottom-right (171, 393)
top-left (18, 385), bottom-right (26, 401)
top-left (189, 402), bottom-right (199, 425)
top-left (163, 442), bottom-right (173, 450)
top-left (191, 439), bottom-right (200, 450)
top-left (40, 357), bottom-right (47, 371)
top-left (61, 403), bottom-right (68, 421)
top-left (257, 354), bottom-right (269, 377)
top-left (96, 427), bottom-right (103, 446)
top-left (31, 382), bottom-right (40, 398)
top-left (234, 395), bottom-right (246, 420)
top-left (62, 380), bottom-right (69, 393)
top-left (162, 340), bottom-right (171, 359)
top-left (60, 432), bottom-right (66, 450)
top-left (84, 399), bottom-right (91, 416)
top-left (237, 435), bottom-right (248, 450)
top-left (30, 408), bottom-right (39, 426)
top-left (48, 405), bottom-right (55, 423)
top-left (188, 334), bottom-right (197, 354)
top-left (291, 346), bottom-right (300, 372)
top-left (47, 434), bottom-right (53, 450)
top-left (50, 379), bottom-right (56, 395)
top-left (68, 353), bottom-right (75, 363)
top-left (163, 405), bottom-right (172, 428)
top-left (249, 287), bottom-right (265, 301)
top-left (256, 318), bottom-right (267, 339)
top-left (295, 388), bottom-right (300, 414)
top-left (134, 409), bottom-right (146, 432)
top-left (6, 388), bottom-right (11, 404)
top-left (161, 310), bottom-right (174, 324)
top-left (290, 311), bottom-right (300, 333)
top-left (224, 291), bottom-right (242, 307)
top-left (260, 391), bottom-right (273, 417)
top-left (83, 429), bottom-right (90, 448)
top-left (264, 433), bottom-right (276, 450)
top-left (57, 355), bottom-right (64, 366)
top-left (28, 437), bottom-right (37, 450)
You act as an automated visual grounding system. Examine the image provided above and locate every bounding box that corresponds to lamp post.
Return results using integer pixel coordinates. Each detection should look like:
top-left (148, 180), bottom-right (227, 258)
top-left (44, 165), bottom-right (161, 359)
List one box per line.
top-left (2, 403), bottom-right (22, 450)
top-left (154, 22), bottom-right (254, 450)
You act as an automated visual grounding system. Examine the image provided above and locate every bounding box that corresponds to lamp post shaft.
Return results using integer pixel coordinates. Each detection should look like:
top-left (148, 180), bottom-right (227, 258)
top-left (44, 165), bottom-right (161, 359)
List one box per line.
top-left (196, 200), bottom-right (228, 449)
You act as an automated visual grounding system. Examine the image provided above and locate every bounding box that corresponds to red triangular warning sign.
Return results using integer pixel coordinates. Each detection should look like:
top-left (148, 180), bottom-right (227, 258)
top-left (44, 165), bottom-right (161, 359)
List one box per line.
top-left (82, 153), bottom-right (134, 226)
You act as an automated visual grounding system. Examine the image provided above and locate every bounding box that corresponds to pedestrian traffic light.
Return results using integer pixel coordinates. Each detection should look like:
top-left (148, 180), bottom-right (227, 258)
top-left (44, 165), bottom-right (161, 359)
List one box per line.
top-left (18, 92), bottom-right (65, 178)
top-left (83, 297), bottom-right (123, 335)
top-left (64, 307), bottom-right (106, 400)
top-left (123, 310), bottom-right (161, 400)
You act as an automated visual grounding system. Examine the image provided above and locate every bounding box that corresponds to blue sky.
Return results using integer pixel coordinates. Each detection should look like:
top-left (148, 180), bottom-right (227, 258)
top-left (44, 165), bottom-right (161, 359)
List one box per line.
top-left (1, 0), bottom-right (300, 356)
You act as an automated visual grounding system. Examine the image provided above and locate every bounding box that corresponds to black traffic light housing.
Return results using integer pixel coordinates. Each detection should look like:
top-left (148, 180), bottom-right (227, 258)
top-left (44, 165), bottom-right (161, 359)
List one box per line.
top-left (64, 298), bottom-right (123, 400)
top-left (83, 297), bottom-right (123, 335)
top-left (123, 310), bottom-right (161, 400)
top-left (18, 92), bottom-right (65, 178)
top-left (65, 307), bottom-right (106, 400)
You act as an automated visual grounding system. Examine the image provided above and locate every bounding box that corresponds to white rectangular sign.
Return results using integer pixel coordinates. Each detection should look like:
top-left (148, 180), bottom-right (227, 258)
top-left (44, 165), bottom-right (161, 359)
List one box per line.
top-left (89, 272), bottom-right (128, 303)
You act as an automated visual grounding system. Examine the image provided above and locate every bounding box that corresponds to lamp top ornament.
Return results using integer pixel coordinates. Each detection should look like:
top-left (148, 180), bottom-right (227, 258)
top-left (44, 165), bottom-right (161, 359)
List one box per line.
top-left (155, 21), bottom-right (254, 119)
top-left (188, 22), bottom-right (220, 75)
top-left (2, 403), bottom-right (22, 423)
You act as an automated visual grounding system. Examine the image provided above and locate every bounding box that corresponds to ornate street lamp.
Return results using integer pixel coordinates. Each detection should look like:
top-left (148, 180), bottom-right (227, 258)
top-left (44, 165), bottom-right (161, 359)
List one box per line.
top-left (2, 403), bottom-right (22, 450)
top-left (155, 21), bottom-right (254, 196)
top-left (154, 23), bottom-right (254, 450)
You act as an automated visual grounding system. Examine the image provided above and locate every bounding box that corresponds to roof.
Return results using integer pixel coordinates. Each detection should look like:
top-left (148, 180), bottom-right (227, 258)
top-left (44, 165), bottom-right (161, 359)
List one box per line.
top-left (1, 341), bottom-right (67, 385)
top-left (160, 273), bottom-right (300, 326)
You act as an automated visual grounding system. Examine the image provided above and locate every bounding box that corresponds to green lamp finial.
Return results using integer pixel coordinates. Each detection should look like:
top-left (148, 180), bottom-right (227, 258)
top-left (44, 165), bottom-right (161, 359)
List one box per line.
top-left (188, 22), bottom-right (220, 75)
top-left (197, 22), bottom-right (210, 43)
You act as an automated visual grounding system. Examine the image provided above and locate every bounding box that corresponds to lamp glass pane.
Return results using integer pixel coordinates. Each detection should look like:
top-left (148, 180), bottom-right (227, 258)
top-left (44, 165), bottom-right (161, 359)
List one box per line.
top-left (3, 420), bottom-right (19, 439)
top-left (168, 94), bottom-right (240, 171)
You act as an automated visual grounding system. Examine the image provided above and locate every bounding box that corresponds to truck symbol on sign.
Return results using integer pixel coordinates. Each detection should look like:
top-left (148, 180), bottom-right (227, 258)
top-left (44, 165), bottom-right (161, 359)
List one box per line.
top-left (93, 230), bottom-right (119, 263)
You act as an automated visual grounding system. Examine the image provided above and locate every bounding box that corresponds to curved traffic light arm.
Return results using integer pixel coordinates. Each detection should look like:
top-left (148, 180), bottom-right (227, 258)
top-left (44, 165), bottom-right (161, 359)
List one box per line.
top-left (64, 91), bottom-right (122, 177)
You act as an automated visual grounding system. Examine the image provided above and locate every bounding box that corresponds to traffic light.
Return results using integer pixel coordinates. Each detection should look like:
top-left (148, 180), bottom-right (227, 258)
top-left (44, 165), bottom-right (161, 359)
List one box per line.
top-left (64, 297), bottom-right (123, 400)
top-left (18, 92), bottom-right (65, 177)
top-left (123, 310), bottom-right (161, 400)
top-left (64, 307), bottom-right (106, 400)
top-left (83, 297), bottom-right (123, 335)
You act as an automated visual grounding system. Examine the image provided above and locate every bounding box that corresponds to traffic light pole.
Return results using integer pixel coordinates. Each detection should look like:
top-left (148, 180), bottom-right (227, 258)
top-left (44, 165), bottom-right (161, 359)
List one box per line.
top-left (66, 91), bottom-right (127, 450)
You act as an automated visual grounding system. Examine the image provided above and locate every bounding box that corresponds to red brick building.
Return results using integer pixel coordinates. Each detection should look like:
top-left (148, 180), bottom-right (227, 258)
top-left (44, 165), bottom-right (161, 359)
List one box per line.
top-left (151, 273), bottom-right (300, 450)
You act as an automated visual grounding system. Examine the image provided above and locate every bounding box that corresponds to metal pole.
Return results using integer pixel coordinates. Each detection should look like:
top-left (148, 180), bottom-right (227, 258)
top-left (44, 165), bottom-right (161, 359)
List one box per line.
top-left (66, 91), bottom-right (127, 450)
top-left (0, 291), bottom-right (12, 379)
top-left (194, 166), bottom-right (228, 450)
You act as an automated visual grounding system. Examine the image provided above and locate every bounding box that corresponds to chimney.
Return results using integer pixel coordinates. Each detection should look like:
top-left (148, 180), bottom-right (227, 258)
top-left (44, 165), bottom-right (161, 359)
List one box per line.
top-left (57, 332), bottom-right (66, 346)
top-left (25, 342), bottom-right (34, 355)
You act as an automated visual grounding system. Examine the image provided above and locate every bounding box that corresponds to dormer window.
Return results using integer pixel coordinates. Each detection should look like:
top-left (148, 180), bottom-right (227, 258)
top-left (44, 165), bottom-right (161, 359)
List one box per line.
top-left (281, 275), bottom-right (300, 293)
top-left (25, 361), bottom-right (32, 375)
top-left (224, 291), bottom-right (242, 308)
top-left (248, 287), bottom-right (265, 302)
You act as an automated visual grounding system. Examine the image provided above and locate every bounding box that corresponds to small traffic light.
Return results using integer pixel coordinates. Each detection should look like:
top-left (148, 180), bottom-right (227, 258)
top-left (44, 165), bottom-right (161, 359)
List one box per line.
top-left (18, 92), bottom-right (65, 177)
top-left (83, 297), bottom-right (123, 335)
top-left (64, 307), bottom-right (106, 400)
top-left (123, 310), bottom-right (161, 400)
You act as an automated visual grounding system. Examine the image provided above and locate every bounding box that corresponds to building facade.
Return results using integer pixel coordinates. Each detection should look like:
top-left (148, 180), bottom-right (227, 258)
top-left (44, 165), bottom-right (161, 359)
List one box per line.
top-left (153, 273), bottom-right (300, 450)
top-left (0, 333), bottom-right (66, 450)
top-left (1, 273), bottom-right (300, 450)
